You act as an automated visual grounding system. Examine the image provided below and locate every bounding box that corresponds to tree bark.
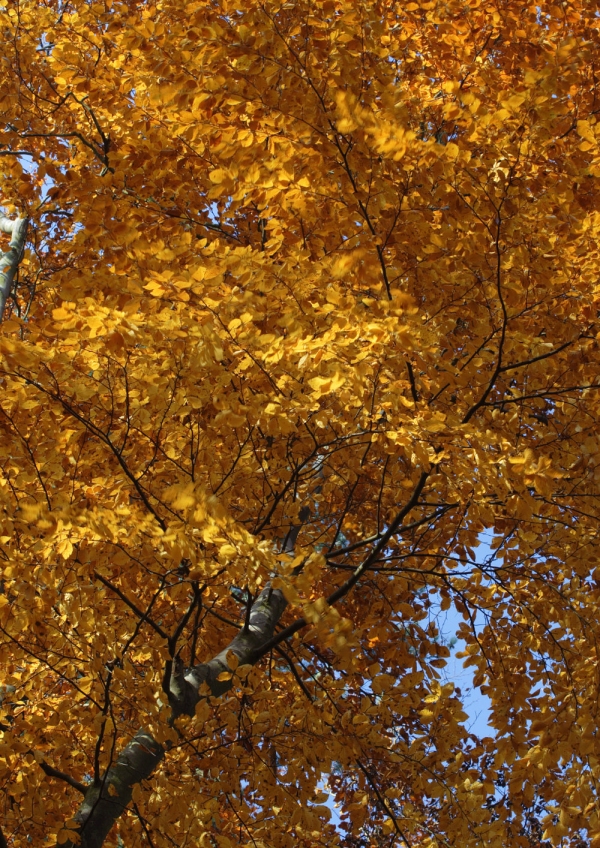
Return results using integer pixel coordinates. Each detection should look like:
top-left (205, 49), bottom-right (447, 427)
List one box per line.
top-left (0, 217), bottom-right (28, 320)
top-left (57, 474), bottom-right (426, 847)
top-left (59, 586), bottom-right (288, 848)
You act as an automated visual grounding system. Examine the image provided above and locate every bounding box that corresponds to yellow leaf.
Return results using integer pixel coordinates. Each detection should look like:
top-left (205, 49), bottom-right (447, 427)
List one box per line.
top-left (209, 169), bottom-right (227, 184)
top-left (577, 120), bottom-right (596, 144)
top-left (216, 671), bottom-right (232, 681)
top-left (226, 651), bottom-right (239, 670)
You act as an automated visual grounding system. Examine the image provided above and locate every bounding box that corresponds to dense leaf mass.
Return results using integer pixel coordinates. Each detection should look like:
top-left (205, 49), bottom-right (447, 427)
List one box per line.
top-left (1, 0), bottom-right (600, 846)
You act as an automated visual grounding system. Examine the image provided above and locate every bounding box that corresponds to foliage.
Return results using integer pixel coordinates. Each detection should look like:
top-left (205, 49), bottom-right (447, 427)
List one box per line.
top-left (0, 0), bottom-right (599, 846)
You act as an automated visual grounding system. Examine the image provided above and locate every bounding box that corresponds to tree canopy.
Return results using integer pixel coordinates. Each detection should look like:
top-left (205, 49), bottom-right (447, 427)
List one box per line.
top-left (1, 0), bottom-right (600, 845)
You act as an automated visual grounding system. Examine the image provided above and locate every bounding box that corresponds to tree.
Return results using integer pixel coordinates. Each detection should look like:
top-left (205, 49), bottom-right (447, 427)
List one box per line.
top-left (0, 0), bottom-right (599, 845)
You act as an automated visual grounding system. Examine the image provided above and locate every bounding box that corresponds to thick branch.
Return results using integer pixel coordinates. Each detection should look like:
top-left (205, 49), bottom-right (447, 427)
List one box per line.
top-left (177, 585), bottom-right (288, 712)
top-left (60, 472), bottom-right (427, 847)
top-left (59, 586), bottom-right (287, 848)
top-left (59, 730), bottom-right (164, 848)
top-left (0, 216), bottom-right (28, 320)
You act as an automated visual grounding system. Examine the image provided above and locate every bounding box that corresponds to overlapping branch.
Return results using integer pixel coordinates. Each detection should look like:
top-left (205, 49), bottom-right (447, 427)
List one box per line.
top-left (59, 471), bottom-right (429, 848)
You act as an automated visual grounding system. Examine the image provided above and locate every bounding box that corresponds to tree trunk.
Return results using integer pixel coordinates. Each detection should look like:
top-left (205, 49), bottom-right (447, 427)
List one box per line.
top-left (0, 217), bottom-right (28, 320)
top-left (60, 586), bottom-right (288, 848)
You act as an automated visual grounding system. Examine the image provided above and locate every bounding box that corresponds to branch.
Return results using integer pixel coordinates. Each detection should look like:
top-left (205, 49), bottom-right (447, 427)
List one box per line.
top-left (327, 470), bottom-right (429, 603)
top-left (21, 131), bottom-right (111, 171)
top-left (94, 572), bottom-right (168, 641)
top-left (0, 217), bottom-right (28, 320)
top-left (356, 759), bottom-right (410, 848)
top-left (133, 802), bottom-right (157, 848)
top-left (281, 503), bottom-right (311, 553)
top-left (326, 504), bottom-right (449, 559)
top-left (58, 583), bottom-right (288, 848)
top-left (39, 760), bottom-right (87, 795)
top-left (497, 328), bottom-right (591, 376)
top-left (406, 359), bottom-right (419, 403)
top-left (59, 730), bottom-right (164, 848)
top-left (249, 470), bottom-right (430, 658)
top-left (168, 582), bottom-right (202, 654)
top-left (275, 645), bottom-right (313, 702)
top-left (178, 585), bottom-right (289, 711)
top-left (462, 330), bottom-right (592, 423)
top-left (58, 473), bottom-right (428, 847)
top-left (242, 588), bottom-right (254, 633)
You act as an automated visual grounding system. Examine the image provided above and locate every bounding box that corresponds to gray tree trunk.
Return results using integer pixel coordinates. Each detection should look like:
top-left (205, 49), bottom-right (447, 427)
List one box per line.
top-left (0, 217), bottom-right (28, 320)
top-left (54, 466), bottom-right (427, 846)
top-left (60, 587), bottom-right (288, 848)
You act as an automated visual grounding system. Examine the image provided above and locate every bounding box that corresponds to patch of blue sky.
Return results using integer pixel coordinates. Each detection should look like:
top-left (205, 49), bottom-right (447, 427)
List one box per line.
top-left (435, 536), bottom-right (494, 739)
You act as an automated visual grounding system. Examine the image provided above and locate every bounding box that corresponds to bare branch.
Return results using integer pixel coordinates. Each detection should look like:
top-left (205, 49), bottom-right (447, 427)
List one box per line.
top-left (252, 470), bottom-right (430, 658)
top-left (39, 760), bottom-right (88, 795)
top-left (94, 572), bottom-right (169, 641)
top-left (406, 359), bottom-right (419, 403)
top-left (275, 645), bottom-right (313, 701)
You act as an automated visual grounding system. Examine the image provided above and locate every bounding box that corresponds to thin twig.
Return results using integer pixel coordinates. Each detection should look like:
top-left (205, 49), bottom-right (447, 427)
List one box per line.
top-left (356, 759), bottom-right (411, 848)
top-left (243, 588), bottom-right (254, 633)
top-left (94, 572), bottom-right (168, 641)
top-left (133, 802), bottom-right (157, 847)
top-left (169, 582), bottom-right (203, 655)
top-left (252, 471), bottom-right (430, 658)
top-left (275, 645), bottom-right (313, 701)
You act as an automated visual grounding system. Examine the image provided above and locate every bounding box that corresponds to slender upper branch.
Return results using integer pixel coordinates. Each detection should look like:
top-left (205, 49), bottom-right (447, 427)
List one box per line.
top-left (249, 470), bottom-right (430, 658)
